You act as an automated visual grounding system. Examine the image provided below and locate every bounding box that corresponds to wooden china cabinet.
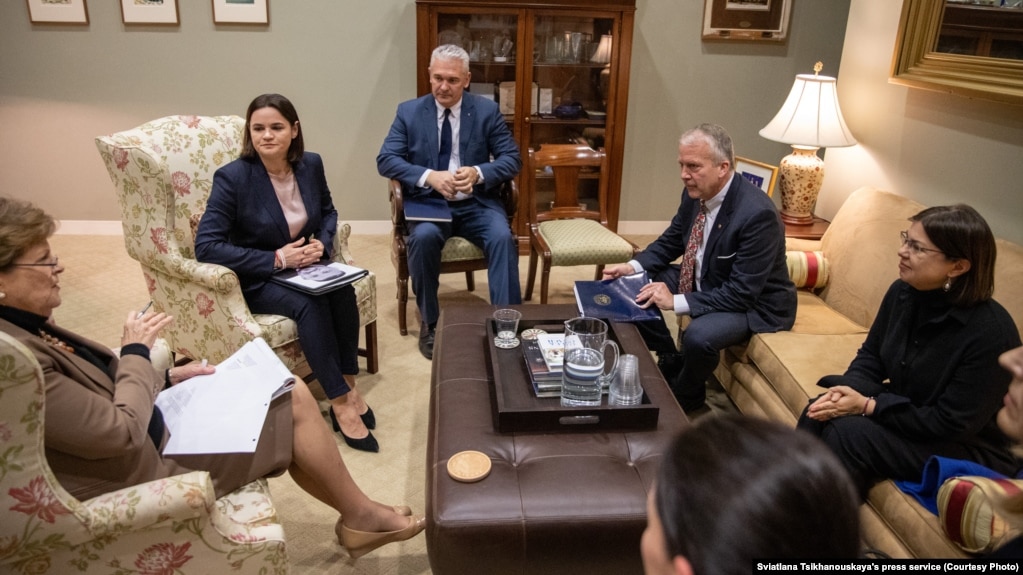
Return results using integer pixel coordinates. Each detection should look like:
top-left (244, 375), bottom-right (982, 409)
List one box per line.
top-left (415, 0), bottom-right (636, 250)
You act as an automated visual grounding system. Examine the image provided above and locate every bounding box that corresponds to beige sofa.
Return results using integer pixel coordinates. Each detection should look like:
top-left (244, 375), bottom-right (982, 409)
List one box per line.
top-left (714, 186), bottom-right (1023, 558)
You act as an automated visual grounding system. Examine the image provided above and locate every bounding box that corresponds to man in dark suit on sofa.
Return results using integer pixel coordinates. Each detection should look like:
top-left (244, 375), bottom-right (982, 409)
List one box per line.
top-left (603, 123), bottom-right (796, 414)
top-left (377, 44), bottom-right (522, 360)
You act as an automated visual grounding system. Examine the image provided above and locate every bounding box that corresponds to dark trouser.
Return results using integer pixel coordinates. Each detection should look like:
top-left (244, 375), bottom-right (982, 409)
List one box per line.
top-left (246, 281), bottom-right (360, 399)
top-left (796, 407), bottom-right (1019, 499)
top-left (407, 197), bottom-right (521, 326)
top-left (632, 265), bottom-right (752, 409)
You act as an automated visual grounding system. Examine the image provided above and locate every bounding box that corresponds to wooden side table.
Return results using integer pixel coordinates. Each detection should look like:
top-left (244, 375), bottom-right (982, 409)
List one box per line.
top-left (784, 216), bottom-right (830, 240)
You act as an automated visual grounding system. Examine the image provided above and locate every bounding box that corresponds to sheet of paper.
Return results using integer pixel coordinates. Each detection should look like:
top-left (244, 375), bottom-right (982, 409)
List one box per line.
top-left (155, 338), bottom-right (293, 455)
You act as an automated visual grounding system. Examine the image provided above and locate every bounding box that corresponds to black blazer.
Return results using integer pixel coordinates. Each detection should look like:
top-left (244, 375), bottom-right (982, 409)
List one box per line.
top-left (635, 173), bottom-right (796, 333)
top-left (195, 152), bottom-right (338, 292)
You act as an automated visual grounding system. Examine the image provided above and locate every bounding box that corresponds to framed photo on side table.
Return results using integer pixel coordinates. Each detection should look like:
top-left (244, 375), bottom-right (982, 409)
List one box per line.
top-left (120, 0), bottom-right (179, 25)
top-left (702, 0), bottom-right (792, 42)
top-left (212, 0), bottom-right (269, 25)
top-left (26, 0), bottom-right (89, 24)
top-left (735, 157), bottom-right (778, 197)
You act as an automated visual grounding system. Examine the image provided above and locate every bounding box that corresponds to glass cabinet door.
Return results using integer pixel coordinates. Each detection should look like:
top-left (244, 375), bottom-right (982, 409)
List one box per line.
top-left (435, 11), bottom-right (520, 119)
top-left (527, 14), bottom-right (617, 215)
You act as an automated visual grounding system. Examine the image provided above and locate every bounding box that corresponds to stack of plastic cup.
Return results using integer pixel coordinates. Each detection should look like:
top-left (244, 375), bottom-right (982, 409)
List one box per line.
top-left (609, 353), bottom-right (642, 406)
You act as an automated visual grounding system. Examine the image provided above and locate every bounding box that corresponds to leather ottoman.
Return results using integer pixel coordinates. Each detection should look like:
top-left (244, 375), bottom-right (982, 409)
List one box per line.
top-left (426, 304), bottom-right (687, 575)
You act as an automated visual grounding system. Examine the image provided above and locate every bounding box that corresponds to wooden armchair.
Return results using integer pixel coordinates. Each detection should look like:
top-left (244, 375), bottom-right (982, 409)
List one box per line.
top-left (95, 115), bottom-right (378, 374)
top-left (524, 144), bottom-right (638, 304)
top-left (388, 178), bottom-right (517, 335)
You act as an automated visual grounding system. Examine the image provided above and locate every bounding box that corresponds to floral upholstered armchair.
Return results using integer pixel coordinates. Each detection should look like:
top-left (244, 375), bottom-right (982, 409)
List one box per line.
top-left (95, 115), bottom-right (378, 374)
top-left (0, 331), bottom-right (289, 574)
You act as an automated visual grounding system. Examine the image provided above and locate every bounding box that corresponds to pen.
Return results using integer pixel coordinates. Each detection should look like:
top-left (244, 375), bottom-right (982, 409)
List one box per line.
top-left (136, 301), bottom-right (153, 319)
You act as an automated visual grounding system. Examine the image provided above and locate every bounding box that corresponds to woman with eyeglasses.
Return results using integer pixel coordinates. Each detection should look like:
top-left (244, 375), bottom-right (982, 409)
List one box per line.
top-left (797, 204), bottom-right (1021, 499)
top-left (0, 197), bottom-right (424, 558)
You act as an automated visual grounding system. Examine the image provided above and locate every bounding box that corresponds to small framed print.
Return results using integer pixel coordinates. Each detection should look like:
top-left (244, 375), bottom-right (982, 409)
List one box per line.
top-left (120, 0), bottom-right (179, 25)
top-left (702, 0), bottom-right (792, 42)
top-left (735, 157), bottom-right (778, 197)
top-left (212, 0), bottom-right (269, 25)
top-left (26, 0), bottom-right (89, 24)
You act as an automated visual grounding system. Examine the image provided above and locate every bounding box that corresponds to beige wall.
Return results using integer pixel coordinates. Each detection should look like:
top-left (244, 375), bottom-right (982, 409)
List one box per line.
top-left (0, 1), bottom-right (849, 229)
top-left (821, 0), bottom-right (1023, 245)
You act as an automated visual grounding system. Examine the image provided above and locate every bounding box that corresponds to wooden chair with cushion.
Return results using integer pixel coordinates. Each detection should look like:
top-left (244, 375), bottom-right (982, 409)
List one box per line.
top-left (524, 144), bottom-right (638, 304)
top-left (388, 178), bottom-right (517, 335)
top-left (0, 332), bottom-right (290, 574)
top-left (95, 115), bottom-right (378, 374)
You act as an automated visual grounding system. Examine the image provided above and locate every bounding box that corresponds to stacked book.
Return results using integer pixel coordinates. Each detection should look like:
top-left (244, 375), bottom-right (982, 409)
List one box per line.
top-left (521, 333), bottom-right (564, 398)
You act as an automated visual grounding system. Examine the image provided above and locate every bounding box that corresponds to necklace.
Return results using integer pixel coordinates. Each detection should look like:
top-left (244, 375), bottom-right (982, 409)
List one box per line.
top-left (38, 330), bottom-right (75, 354)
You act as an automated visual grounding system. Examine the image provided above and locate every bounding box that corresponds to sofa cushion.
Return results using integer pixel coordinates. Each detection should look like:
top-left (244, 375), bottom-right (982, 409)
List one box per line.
top-left (790, 290), bottom-right (866, 335)
top-left (869, 481), bottom-right (967, 557)
top-left (745, 331), bottom-right (867, 419)
top-left (818, 187), bottom-right (925, 328)
top-left (994, 239), bottom-right (1023, 342)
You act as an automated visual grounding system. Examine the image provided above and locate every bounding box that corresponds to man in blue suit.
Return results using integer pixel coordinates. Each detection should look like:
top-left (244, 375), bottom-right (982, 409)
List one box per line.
top-left (604, 124), bottom-right (796, 414)
top-left (378, 44), bottom-right (522, 359)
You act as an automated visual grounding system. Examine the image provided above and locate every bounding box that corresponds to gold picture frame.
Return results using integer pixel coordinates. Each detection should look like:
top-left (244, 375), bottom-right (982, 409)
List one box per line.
top-left (26, 0), bottom-right (89, 24)
top-left (891, 0), bottom-right (1023, 106)
top-left (735, 156), bottom-right (778, 197)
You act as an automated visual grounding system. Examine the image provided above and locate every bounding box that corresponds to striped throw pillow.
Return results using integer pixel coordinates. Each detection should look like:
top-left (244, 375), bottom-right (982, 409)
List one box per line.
top-left (938, 475), bottom-right (1023, 554)
top-left (785, 251), bottom-right (829, 289)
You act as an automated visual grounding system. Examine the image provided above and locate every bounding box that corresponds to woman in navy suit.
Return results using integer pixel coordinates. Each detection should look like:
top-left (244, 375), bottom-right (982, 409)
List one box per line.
top-left (196, 94), bottom-right (378, 452)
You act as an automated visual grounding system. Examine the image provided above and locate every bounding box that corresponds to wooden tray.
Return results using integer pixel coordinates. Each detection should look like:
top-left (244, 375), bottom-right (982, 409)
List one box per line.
top-left (485, 316), bottom-right (660, 433)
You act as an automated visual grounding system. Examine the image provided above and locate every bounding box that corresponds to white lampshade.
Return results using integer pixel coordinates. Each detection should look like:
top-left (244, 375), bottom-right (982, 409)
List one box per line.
top-left (759, 65), bottom-right (856, 226)
top-left (591, 34), bottom-right (613, 64)
top-left (759, 73), bottom-right (857, 148)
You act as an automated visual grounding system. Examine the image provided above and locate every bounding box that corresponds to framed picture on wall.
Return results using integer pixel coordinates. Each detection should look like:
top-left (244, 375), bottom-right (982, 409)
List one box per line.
top-left (120, 0), bottom-right (179, 25)
top-left (702, 0), bottom-right (792, 42)
top-left (212, 0), bottom-right (269, 25)
top-left (735, 157), bottom-right (778, 197)
top-left (26, 0), bottom-right (89, 24)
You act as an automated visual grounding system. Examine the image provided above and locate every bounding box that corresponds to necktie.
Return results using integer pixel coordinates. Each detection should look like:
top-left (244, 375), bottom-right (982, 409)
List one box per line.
top-left (677, 201), bottom-right (707, 294)
top-left (438, 108), bottom-right (452, 172)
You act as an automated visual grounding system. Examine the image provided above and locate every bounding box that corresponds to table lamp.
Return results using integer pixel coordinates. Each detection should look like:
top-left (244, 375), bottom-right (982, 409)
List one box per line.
top-left (759, 62), bottom-right (856, 225)
top-left (591, 34), bottom-right (613, 108)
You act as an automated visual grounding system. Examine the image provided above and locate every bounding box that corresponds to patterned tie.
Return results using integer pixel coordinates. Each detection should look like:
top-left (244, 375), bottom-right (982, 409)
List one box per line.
top-left (438, 108), bottom-right (452, 171)
top-left (677, 201), bottom-right (707, 294)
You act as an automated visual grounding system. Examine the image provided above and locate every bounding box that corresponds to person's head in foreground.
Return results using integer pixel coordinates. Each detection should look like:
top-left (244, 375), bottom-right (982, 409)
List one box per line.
top-left (642, 415), bottom-right (861, 574)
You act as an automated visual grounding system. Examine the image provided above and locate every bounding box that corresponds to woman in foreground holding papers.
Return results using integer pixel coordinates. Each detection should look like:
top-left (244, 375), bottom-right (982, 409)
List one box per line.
top-left (0, 197), bottom-right (425, 558)
top-left (195, 93), bottom-right (378, 452)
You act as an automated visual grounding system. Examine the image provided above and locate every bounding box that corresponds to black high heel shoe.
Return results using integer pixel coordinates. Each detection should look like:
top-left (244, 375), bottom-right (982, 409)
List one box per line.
top-left (360, 406), bottom-right (376, 430)
top-left (329, 408), bottom-right (379, 453)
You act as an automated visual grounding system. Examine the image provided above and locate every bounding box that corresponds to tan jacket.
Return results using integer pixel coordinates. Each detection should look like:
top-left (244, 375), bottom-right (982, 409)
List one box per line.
top-left (0, 318), bottom-right (292, 500)
top-left (1, 317), bottom-right (188, 499)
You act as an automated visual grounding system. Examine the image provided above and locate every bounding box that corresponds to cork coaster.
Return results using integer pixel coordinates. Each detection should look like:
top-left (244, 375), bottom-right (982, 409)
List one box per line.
top-left (520, 328), bottom-right (546, 340)
top-left (447, 450), bottom-right (492, 483)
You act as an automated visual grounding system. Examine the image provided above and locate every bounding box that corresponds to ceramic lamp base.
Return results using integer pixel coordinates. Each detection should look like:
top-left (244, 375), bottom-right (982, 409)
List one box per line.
top-left (778, 146), bottom-right (824, 226)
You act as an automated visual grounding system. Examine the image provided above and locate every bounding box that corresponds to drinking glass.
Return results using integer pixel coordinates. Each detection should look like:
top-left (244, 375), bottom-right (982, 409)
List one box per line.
top-left (609, 354), bottom-right (642, 406)
top-left (493, 309), bottom-right (521, 349)
top-left (561, 317), bottom-right (619, 407)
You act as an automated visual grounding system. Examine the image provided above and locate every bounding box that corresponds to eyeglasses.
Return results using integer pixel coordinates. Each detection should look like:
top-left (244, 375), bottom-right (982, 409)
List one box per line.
top-left (10, 256), bottom-right (60, 270)
top-left (899, 231), bottom-right (944, 256)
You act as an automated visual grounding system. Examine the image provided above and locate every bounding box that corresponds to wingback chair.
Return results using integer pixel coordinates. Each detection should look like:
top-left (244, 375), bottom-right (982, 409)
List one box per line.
top-left (388, 178), bottom-right (517, 335)
top-left (524, 144), bottom-right (638, 304)
top-left (0, 332), bottom-right (289, 575)
top-left (95, 115), bottom-right (378, 374)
